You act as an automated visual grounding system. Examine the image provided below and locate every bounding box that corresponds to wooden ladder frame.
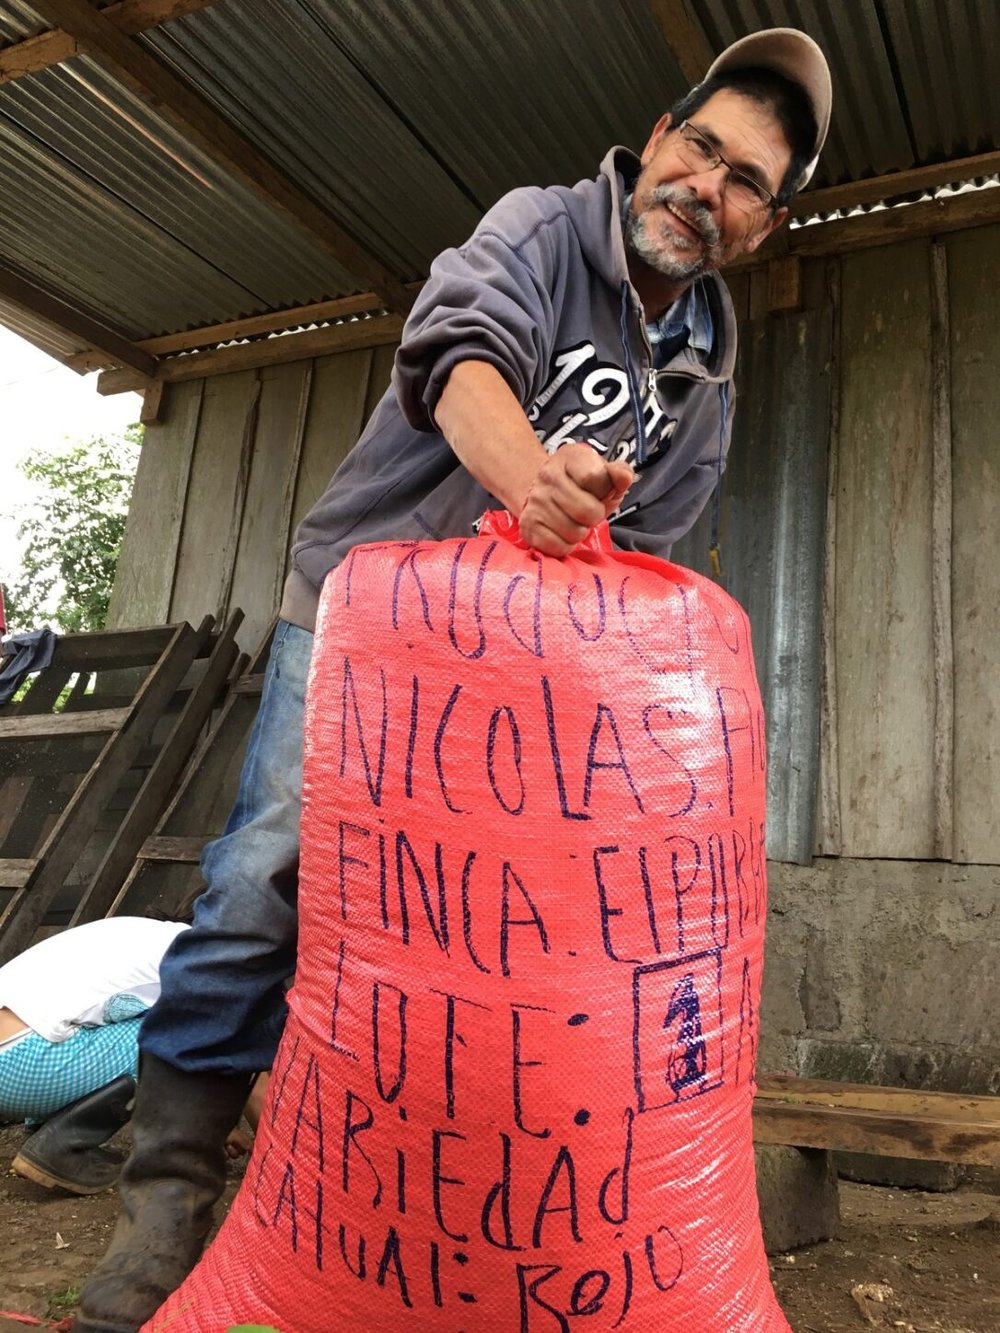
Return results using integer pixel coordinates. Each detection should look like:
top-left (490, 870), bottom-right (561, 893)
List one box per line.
top-left (0, 617), bottom-right (240, 960)
top-left (109, 622), bottom-right (275, 921)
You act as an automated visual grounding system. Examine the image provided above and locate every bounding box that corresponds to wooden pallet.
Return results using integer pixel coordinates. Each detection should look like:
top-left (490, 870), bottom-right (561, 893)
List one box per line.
top-left (109, 622), bottom-right (275, 921)
top-left (0, 618), bottom-right (241, 960)
top-left (754, 1075), bottom-right (1000, 1167)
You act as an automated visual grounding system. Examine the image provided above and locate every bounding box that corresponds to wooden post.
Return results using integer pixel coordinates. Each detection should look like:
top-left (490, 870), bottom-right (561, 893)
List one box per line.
top-left (140, 379), bottom-right (166, 425)
top-left (767, 256), bottom-right (802, 313)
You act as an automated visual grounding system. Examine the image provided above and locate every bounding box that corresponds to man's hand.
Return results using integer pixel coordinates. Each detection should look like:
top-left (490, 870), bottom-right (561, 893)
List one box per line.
top-left (436, 362), bottom-right (634, 555)
top-left (520, 443), bottom-right (634, 556)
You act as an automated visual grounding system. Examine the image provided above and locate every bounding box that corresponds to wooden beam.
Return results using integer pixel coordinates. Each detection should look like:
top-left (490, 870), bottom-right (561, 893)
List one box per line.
top-left (793, 149), bottom-right (1000, 219)
top-left (767, 255), bottom-right (801, 312)
top-left (0, 859), bottom-right (40, 891)
top-left (0, 707), bottom-right (132, 740)
top-left (0, 263), bottom-right (157, 377)
top-left (140, 378), bottom-right (166, 424)
top-left (139, 834), bottom-right (207, 863)
top-left (97, 313), bottom-right (405, 394)
top-left (645, 0), bottom-right (715, 85)
top-left (729, 184), bottom-right (1000, 272)
top-left (29, 0), bottom-right (414, 317)
top-left (929, 240), bottom-right (954, 861)
top-left (0, 0), bottom-right (220, 84)
top-left (754, 1076), bottom-right (1000, 1167)
top-left (66, 284), bottom-right (425, 372)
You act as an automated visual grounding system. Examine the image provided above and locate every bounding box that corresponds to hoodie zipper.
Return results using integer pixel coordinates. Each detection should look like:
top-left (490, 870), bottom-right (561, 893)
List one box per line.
top-left (618, 281), bottom-right (649, 467)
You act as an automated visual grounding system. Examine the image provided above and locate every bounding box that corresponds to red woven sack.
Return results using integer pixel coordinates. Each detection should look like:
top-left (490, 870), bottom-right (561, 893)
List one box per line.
top-left (146, 517), bottom-right (788, 1332)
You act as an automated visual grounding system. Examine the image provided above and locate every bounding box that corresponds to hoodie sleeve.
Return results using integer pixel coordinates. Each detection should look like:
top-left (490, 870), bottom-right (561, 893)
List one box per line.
top-left (392, 188), bottom-right (569, 431)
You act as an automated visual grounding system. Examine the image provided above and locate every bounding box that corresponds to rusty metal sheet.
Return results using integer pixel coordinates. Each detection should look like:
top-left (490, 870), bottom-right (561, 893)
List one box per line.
top-left (673, 305), bottom-right (833, 865)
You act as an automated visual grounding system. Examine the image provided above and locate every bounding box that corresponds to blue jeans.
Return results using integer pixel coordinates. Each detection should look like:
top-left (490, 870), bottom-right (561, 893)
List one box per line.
top-left (140, 620), bottom-right (312, 1074)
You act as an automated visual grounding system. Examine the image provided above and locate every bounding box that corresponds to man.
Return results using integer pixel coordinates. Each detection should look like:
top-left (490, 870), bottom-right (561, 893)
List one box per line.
top-left (75, 26), bottom-right (831, 1333)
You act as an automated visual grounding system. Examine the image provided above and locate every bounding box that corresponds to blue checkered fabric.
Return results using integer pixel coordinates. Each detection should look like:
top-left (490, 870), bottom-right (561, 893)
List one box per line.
top-left (0, 1013), bottom-right (142, 1123)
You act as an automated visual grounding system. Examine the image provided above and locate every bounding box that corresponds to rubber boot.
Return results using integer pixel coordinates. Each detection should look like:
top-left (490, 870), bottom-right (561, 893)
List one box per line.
top-left (12, 1074), bottom-right (135, 1194)
top-left (72, 1054), bottom-right (253, 1333)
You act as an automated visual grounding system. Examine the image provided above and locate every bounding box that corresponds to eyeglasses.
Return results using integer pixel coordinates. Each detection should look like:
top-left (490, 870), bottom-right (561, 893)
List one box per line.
top-left (674, 120), bottom-right (776, 212)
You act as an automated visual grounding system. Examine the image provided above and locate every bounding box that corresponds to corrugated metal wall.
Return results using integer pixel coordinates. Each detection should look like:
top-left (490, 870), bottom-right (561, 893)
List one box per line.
top-left (673, 306), bottom-right (833, 865)
top-left (109, 224), bottom-right (1000, 869)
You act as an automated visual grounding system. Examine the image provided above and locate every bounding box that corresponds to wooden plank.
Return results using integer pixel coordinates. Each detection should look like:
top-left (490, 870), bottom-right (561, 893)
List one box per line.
top-left (816, 259), bottom-right (843, 856)
top-left (168, 370), bottom-right (259, 630)
top-left (645, 0), bottom-right (715, 84)
top-left (7, 669), bottom-right (73, 716)
top-left (792, 150), bottom-right (1000, 219)
top-left (0, 0), bottom-right (221, 83)
top-left (106, 382), bottom-right (203, 630)
top-left (730, 184), bottom-right (1000, 272)
top-left (0, 263), bottom-right (156, 377)
top-left (753, 1102), bottom-right (1000, 1166)
top-left (947, 223), bottom-right (1000, 862)
top-left (0, 621), bottom-right (206, 962)
top-left (0, 735), bottom-right (103, 779)
top-left (834, 241), bottom-right (936, 858)
top-left (228, 362), bottom-right (311, 653)
top-left (71, 613), bottom-right (241, 923)
top-left (96, 315), bottom-right (405, 395)
top-left (67, 288), bottom-right (425, 369)
top-left (0, 859), bottom-right (39, 890)
top-left (30, 0), bottom-right (413, 316)
top-left (747, 267), bottom-right (770, 321)
top-left (0, 707), bottom-right (131, 739)
top-left (139, 835), bottom-right (207, 863)
top-left (48, 626), bottom-right (177, 670)
top-left (724, 272), bottom-right (750, 322)
top-left (286, 346), bottom-right (378, 549)
top-left (929, 241), bottom-right (954, 860)
top-left (363, 342), bottom-right (397, 421)
top-left (230, 673), bottom-right (265, 696)
top-left (111, 624), bottom-right (275, 918)
top-left (757, 1075), bottom-right (1000, 1117)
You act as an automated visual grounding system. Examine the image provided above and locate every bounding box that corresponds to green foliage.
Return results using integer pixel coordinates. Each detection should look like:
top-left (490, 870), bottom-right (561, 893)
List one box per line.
top-left (5, 425), bottom-right (141, 634)
top-left (46, 1285), bottom-right (81, 1318)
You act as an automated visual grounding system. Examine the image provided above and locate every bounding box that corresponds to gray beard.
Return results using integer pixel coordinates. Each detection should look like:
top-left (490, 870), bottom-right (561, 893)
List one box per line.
top-left (625, 185), bottom-right (723, 283)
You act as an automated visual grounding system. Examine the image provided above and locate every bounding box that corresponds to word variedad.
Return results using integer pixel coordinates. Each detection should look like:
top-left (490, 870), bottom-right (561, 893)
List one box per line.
top-left (251, 1040), bottom-right (686, 1325)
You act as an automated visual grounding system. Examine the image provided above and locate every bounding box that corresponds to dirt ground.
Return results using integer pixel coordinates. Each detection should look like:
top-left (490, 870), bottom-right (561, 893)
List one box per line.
top-left (0, 1123), bottom-right (997, 1332)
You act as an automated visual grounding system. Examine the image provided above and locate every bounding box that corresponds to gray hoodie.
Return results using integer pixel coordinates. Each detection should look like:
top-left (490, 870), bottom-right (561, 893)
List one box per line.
top-left (280, 146), bottom-right (737, 632)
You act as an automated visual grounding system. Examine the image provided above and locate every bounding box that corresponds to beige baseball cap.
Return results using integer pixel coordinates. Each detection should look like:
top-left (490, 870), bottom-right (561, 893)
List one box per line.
top-left (705, 27), bottom-right (832, 189)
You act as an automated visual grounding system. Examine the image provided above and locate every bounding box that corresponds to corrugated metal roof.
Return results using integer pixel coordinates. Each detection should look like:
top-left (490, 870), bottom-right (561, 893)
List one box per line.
top-left (0, 0), bottom-right (115, 47)
top-left (141, 0), bottom-right (484, 278)
top-left (0, 55), bottom-right (361, 336)
top-left (879, 0), bottom-right (1000, 161)
top-left (694, 0), bottom-right (1000, 185)
top-left (0, 1), bottom-right (53, 46)
top-left (0, 0), bottom-right (997, 354)
top-left (0, 295), bottom-right (89, 361)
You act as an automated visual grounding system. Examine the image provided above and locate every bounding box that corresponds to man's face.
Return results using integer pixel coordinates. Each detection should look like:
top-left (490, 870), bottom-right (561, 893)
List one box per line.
top-left (627, 88), bottom-right (793, 283)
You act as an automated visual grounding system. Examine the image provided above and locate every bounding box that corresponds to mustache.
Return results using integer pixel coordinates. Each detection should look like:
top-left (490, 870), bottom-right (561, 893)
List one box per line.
top-left (645, 185), bottom-right (720, 248)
